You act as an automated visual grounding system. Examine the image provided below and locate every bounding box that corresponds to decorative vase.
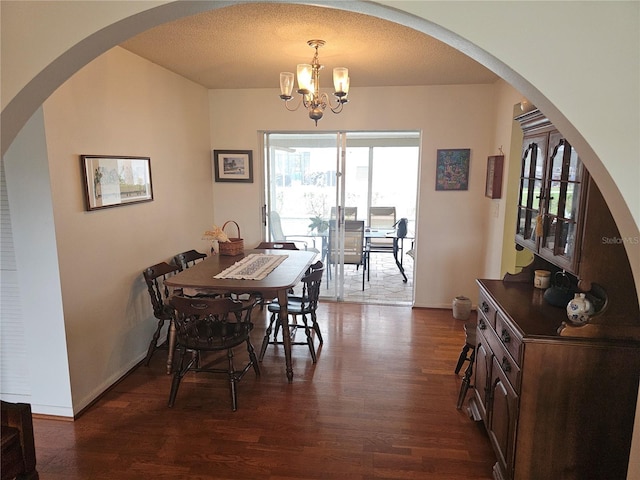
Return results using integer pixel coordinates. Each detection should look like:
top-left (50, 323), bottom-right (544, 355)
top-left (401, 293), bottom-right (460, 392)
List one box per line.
top-left (453, 296), bottom-right (472, 320)
top-left (566, 293), bottom-right (594, 326)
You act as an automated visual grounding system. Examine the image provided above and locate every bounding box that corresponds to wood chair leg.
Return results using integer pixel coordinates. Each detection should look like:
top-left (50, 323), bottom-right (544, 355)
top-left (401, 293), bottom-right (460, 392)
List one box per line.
top-left (144, 318), bottom-right (166, 366)
top-left (246, 340), bottom-right (260, 376)
top-left (168, 349), bottom-right (185, 407)
top-left (311, 312), bottom-right (323, 345)
top-left (259, 313), bottom-right (277, 361)
top-left (227, 349), bottom-right (239, 411)
top-left (456, 347), bottom-right (476, 410)
top-left (454, 343), bottom-right (471, 374)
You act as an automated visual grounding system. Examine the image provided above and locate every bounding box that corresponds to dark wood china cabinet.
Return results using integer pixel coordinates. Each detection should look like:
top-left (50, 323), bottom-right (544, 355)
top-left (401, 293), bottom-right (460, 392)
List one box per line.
top-left (468, 109), bottom-right (640, 480)
top-left (515, 110), bottom-right (586, 274)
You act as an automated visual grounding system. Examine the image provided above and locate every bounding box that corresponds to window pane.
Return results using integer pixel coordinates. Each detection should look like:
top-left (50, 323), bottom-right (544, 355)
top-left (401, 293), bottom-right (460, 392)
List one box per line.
top-left (531, 179), bottom-right (543, 210)
top-left (550, 144), bottom-right (565, 181)
top-left (564, 182), bottom-right (581, 220)
top-left (548, 181), bottom-right (561, 216)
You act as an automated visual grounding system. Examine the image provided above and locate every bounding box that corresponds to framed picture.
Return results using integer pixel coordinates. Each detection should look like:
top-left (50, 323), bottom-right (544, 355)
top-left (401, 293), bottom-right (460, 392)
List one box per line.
top-left (436, 149), bottom-right (470, 191)
top-left (81, 155), bottom-right (153, 211)
top-left (213, 150), bottom-right (253, 183)
top-left (485, 155), bottom-right (504, 199)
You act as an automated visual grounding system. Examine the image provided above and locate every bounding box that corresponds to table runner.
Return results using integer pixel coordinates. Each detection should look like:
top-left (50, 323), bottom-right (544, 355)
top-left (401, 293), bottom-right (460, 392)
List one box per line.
top-left (213, 253), bottom-right (288, 280)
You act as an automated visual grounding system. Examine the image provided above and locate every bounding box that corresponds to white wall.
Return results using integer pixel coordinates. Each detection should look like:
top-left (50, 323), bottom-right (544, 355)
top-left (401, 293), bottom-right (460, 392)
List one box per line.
top-left (209, 81), bottom-right (522, 308)
top-left (36, 47), bottom-right (213, 414)
top-left (3, 108), bottom-right (73, 416)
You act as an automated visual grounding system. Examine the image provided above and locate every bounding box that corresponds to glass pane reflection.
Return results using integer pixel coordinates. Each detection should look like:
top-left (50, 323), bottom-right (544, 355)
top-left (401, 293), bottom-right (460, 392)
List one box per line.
top-left (564, 182), bottom-right (581, 219)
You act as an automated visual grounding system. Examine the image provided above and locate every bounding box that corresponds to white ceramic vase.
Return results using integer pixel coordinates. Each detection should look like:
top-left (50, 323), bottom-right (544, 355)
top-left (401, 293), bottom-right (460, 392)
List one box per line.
top-left (566, 293), bottom-right (594, 325)
top-left (453, 296), bottom-right (472, 320)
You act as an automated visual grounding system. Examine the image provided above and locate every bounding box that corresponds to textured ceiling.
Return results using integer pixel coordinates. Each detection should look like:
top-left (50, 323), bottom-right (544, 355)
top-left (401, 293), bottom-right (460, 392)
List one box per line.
top-left (120, 3), bottom-right (499, 89)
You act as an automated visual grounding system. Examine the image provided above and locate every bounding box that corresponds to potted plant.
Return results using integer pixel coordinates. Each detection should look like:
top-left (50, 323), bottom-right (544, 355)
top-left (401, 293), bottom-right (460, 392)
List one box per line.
top-left (308, 216), bottom-right (329, 234)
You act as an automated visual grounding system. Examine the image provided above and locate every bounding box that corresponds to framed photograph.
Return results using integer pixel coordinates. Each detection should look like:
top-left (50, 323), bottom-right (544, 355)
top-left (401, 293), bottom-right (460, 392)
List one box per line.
top-left (81, 155), bottom-right (153, 211)
top-left (436, 149), bottom-right (470, 191)
top-left (213, 150), bottom-right (253, 183)
top-left (485, 155), bottom-right (504, 199)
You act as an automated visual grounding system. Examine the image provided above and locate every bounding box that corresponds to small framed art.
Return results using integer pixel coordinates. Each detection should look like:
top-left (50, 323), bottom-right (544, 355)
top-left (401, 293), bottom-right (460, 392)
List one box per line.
top-left (213, 150), bottom-right (253, 183)
top-left (436, 149), bottom-right (470, 191)
top-left (81, 155), bottom-right (153, 211)
top-left (485, 155), bottom-right (504, 199)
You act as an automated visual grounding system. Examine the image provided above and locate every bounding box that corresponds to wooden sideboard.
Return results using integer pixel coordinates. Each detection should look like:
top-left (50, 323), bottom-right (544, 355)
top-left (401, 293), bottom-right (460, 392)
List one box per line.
top-left (471, 279), bottom-right (640, 480)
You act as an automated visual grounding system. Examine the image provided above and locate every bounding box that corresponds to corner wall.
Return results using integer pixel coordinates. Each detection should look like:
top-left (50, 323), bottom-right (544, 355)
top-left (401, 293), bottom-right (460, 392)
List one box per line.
top-left (35, 47), bottom-right (213, 414)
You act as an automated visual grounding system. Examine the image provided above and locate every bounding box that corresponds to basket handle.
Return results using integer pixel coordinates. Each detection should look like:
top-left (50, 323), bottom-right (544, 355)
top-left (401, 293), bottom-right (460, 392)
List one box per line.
top-left (222, 220), bottom-right (240, 238)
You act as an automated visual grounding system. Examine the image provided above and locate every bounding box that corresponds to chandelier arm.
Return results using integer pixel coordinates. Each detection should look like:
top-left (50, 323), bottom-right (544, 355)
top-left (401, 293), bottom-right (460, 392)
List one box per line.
top-left (324, 93), bottom-right (346, 114)
top-left (318, 92), bottom-right (330, 110)
top-left (283, 96), bottom-right (302, 112)
top-left (329, 101), bottom-right (345, 114)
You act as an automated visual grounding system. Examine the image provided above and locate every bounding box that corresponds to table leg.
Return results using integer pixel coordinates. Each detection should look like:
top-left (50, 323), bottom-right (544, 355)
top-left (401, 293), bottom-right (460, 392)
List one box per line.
top-left (166, 319), bottom-right (176, 375)
top-left (393, 238), bottom-right (408, 283)
top-left (277, 288), bottom-right (294, 382)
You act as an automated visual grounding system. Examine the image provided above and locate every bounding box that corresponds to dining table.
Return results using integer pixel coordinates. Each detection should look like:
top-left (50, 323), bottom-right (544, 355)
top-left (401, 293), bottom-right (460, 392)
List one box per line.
top-left (164, 248), bottom-right (316, 382)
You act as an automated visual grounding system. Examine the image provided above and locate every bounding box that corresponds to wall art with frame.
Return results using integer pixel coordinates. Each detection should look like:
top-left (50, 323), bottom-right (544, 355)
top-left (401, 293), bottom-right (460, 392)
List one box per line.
top-left (213, 149), bottom-right (253, 183)
top-left (435, 148), bottom-right (470, 191)
top-left (81, 155), bottom-right (153, 211)
top-left (485, 154), bottom-right (504, 199)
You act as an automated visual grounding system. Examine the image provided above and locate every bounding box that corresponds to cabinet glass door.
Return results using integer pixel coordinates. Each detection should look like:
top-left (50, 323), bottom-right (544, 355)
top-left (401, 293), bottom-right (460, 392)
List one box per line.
top-left (539, 134), bottom-right (583, 270)
top-left (516, 134), bottom-right (547, 250)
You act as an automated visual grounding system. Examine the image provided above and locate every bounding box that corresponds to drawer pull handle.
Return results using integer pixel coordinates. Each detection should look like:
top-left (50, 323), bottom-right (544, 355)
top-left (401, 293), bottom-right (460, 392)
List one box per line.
top-left (501, 357), bottom-right (512, 372)
top-left (481, 301), bottom-right (490, 314)
top-left (479, 319), bottom-right (487, 330)
top-left (501, 329), bottom-right (511, 343)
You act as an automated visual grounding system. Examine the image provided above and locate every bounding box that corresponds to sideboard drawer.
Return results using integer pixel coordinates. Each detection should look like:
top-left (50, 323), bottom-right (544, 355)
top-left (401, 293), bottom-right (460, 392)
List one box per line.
top-left (495, 312), bottom-right (523, 365)
top-left (482, 320), bottom-right (521, 392)
top-left (478, 289), bottom-right (498, 329)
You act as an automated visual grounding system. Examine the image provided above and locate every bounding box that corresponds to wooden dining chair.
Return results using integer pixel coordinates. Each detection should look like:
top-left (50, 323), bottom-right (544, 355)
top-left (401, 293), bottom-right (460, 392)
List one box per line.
top-left (142, 261), bottom-right (181, 367)
top-left (173, 249), bottom-right (207, 271)
top-left (260, 265), bottom-right (324, 363)
top-left (168, 295), bottom-right (260, 411)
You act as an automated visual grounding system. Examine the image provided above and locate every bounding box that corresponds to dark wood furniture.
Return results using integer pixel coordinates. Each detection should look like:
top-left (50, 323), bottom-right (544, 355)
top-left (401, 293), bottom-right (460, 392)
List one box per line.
top-left (168, 295), bottom-right (260, 411)
top-left (512, 109), bottom-right (639, 339)
top-left (1, 401), bottom-right (39, 480)
top-left (164, 249), bottom-right (316, 382)
top-left (515, 109), bottom-right (586, 274)
top-left (261, 265), bottom-right (324, 363)
top-left (173, 249), bottom-right (207, 270)
top-left (142, 261), bottom-right (181, 372)
top-left (471, 280), bottom-right (640, 480)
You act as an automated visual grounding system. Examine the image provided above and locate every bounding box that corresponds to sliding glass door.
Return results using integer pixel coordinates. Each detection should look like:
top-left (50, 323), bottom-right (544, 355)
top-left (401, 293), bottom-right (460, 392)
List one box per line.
top-left (263, 131), bottom-right (419, 303)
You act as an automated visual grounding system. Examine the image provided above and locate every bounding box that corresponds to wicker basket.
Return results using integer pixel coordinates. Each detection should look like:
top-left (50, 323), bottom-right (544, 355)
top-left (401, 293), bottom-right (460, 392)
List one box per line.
top-left (218, 220), bottom-right (244, 256)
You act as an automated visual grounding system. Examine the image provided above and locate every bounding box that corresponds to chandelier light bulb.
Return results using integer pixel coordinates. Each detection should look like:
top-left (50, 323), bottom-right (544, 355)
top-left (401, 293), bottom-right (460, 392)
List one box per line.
top-left (280, 72), bottom-right (295, 98)
top-left (297, 64), bottom-right (313, 93)
top-left (333, 67), bottom-right (350, 95)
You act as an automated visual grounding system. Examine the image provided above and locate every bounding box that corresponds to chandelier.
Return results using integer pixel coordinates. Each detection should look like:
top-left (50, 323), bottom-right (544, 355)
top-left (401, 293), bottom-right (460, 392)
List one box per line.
top-left (279, 40), bottom-right (350, 126)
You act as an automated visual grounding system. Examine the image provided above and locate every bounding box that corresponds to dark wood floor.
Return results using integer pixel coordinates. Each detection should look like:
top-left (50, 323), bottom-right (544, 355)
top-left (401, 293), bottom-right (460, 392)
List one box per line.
top-left (32, 303), bottom-right (495, 479)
